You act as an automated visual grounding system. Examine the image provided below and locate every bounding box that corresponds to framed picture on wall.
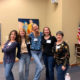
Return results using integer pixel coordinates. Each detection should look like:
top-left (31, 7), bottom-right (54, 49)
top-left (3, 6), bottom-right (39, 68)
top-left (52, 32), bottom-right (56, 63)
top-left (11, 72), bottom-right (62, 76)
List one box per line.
top-left (18, 18), bottom-right (39, 34)
top-left (0, 24), bottom-right (1, 45)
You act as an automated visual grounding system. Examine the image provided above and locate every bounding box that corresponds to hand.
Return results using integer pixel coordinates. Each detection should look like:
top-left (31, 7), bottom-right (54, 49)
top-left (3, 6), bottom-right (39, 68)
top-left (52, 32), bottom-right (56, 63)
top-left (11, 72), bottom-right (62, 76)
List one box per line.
top-left (31, 57), bottom-right (34, 61)
top-left (1, 44), bottom-right (5, 49)
top-left (62, 66), bottom-right (66, 71)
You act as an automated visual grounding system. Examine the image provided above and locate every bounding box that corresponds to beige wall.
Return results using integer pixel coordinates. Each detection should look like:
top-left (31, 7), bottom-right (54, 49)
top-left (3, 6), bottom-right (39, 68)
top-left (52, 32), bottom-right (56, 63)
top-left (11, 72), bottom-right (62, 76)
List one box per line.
top-left (0, 0), bottom-right (47, 60)
top-left (46, 0), bottom-right (80, 64)
top-left (0, 0), bottom-right (46, 44)
top-left (0, 0), bottom-right (80, 64)
top-left (45, 0), bottom-right (62, 35)
top-left (62, 0), bottom-right (80, 64)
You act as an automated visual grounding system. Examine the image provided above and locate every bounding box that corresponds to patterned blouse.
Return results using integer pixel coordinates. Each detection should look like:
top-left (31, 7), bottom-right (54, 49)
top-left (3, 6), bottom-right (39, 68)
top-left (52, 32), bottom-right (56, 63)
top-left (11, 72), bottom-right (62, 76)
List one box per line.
top-left (2, 40), bottom-right (18, 63)
top-left (53, 41), bottom-right (70, 66)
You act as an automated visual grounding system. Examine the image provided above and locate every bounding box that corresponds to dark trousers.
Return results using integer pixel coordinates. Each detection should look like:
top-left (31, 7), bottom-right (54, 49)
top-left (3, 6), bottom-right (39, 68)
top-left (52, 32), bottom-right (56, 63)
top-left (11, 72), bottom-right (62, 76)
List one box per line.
top-left (43, 55), bottom-right (55, 80)
top-left (56, 64), bottom-right (69, 80)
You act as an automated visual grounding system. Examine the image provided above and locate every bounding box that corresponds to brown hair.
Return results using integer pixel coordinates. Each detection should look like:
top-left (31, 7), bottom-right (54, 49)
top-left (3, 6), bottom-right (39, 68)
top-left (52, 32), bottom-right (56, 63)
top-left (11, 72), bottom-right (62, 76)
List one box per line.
top-left (43, 27), bottom-right (51, 36)
top-left (56, 31), bottom-right (64, 37)
top-left (9, 30), bottom-right (18, 41)
top-left (18, 28), bottom-right (30, 43)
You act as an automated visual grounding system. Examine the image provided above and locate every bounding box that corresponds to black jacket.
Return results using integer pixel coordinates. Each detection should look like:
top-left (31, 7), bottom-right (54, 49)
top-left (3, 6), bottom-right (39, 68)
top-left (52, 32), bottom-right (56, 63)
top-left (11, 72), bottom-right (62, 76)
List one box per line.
top-left (17, 40), bottom-right (31, 59)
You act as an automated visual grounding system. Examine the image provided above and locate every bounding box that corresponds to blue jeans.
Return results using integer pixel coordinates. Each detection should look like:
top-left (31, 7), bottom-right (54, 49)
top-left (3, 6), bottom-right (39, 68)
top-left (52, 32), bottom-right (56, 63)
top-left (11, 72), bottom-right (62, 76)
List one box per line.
top-left (56, 64), bottom-right (69, 80)
top-left (31, 50), bottom-right (43, 80)
top-left (19, 53), bottom-right (30, 80)
top-left (43, 55), bottom-right (55, 80)
top-left (4, 62), bottom-right (14, 80)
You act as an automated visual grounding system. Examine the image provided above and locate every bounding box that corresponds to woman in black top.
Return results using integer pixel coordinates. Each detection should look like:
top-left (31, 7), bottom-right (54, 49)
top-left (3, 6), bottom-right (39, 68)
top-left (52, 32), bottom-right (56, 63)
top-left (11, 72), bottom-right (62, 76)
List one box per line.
top-left (41, 27), bottom-right (57, 80)
top-left (53, 31), bottom-right (70, 80)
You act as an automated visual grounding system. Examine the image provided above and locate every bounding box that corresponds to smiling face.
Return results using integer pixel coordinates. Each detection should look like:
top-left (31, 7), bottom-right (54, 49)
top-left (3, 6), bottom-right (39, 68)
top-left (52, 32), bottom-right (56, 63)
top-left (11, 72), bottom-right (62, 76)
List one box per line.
top-left (56, 34), bottom-right (63, 41)
top-left (19, 29), bottom-right (26, 37)
top-left (10, 31), bottom-right (17, 41)
top-left (32, 24), bottom-right (39, 32)
top-left (43, 27), bottom-right (50, 36)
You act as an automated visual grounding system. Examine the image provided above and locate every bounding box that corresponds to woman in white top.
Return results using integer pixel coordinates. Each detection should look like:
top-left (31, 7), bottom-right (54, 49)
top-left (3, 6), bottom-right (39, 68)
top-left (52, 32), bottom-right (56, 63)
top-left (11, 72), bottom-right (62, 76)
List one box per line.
top-left (17, 28), bottom-right (31, 80)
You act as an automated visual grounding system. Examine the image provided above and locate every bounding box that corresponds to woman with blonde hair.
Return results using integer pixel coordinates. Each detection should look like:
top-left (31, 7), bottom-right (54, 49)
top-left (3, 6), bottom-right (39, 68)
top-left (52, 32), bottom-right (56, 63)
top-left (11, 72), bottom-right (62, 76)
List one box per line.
top-left (17, 28), bottom-right (31, 80)
top-left (29, 23), bottom-right (43, 80)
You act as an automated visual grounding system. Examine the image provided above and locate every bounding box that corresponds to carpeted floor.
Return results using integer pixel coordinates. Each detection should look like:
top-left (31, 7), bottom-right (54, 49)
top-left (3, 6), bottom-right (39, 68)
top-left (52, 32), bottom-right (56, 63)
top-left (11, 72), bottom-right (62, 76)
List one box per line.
top-left (0, 61), bottom-right (80, 80)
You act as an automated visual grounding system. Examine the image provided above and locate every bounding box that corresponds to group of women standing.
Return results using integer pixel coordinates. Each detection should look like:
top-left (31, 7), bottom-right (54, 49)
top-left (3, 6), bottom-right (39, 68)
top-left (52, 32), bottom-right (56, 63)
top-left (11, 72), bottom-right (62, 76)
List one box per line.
top-left (2, 23), bottom-right (70, 80)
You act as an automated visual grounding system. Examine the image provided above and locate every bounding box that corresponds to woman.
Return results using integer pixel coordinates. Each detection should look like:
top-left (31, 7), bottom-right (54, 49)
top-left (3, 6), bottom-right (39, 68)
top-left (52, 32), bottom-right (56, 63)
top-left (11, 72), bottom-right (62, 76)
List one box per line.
top-left (2, 30), bottom-right (18, 80)
top-left (17, 28), bottom-right (31, 80)
top-left (53, 31), bottom-right (70, 80)
top-left (29, 23), bottom-right (43, 80)
top-left (41, 27), bottom-right (57, 80)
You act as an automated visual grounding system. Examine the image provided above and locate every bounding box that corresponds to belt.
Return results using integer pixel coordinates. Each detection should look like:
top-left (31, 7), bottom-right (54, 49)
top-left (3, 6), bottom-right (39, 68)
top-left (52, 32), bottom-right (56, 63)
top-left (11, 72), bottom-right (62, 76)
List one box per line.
top-left (31, 49), bottom-right (41, 51)
top-left (21, 52), bottom-right (28, 54)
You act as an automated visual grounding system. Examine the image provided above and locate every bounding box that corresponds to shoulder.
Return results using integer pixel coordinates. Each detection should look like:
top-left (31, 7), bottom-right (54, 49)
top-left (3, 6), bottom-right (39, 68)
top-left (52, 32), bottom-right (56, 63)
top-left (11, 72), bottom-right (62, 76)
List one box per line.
top-left (62, 41), bottom-right (69, 49)
top-left (29, 32), bottom-right (33, 37)
top-left (41, 35), bottom-right (44, 39)
top-left (5, 40), bottom-right (9, 44)
top-left (52, 36), bottom-right (56, 39)
top-left (15, 41), bottom-right (18, 43)
top-left (12, 41), bottom-right (18, 46)
top-left (3, 40), bottom-right (9, 47)
top-left (51, 36), bottom-right (57, 42)
top-left (14, 41), bottom-right (18, 44)
top-left (63, 41), bottom-right (69, 46)
top-left (41, 36), bottom-right (45, 42)
top-left (40, 32), bottom-right (43, 36)
top-left (40, 32), bottom-right (43, 34)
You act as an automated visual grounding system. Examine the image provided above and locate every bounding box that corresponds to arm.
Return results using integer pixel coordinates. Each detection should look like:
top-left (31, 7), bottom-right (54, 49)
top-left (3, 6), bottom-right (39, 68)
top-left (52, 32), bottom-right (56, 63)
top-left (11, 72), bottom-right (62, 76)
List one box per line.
top-left (52, 36), bottom-right (57, 47)
top-left (53, 36), bottom-right (57, 42)
top-left (29, 32), bottom-right (33, 38)
top-left (2, 44), bottom-right (5, 52)
top-left (41, 36), bottom-right (44, 45)
top-left (2, 42), bottom-right (17, 53)
top-left (63, 43), bottom-right (70, 67)
top-left (2, 40), bottom-right (9, 52)
top-left (17, 43), bottom-right (21, 59)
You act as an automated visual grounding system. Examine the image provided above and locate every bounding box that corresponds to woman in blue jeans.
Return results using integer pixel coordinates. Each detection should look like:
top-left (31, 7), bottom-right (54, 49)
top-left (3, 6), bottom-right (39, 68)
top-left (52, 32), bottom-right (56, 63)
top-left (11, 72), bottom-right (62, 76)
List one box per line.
top-left (53, 31), bottom-right (70, 80)
top-left (17, 28), bottom-right (31, 80)
top-left (41, 27), bottom-right (57, 80)
top-left (29, 23), bottom-right (43, 80)
top-left (2, 30), bottom-right (18, 80)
